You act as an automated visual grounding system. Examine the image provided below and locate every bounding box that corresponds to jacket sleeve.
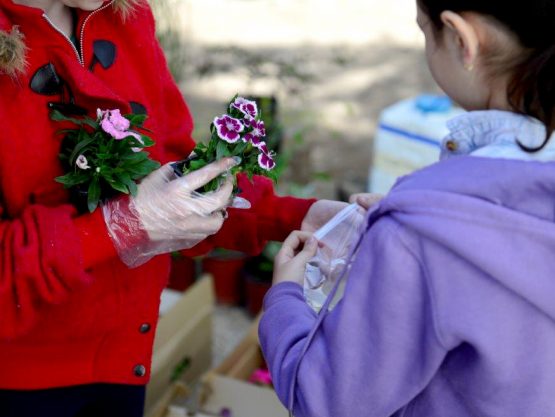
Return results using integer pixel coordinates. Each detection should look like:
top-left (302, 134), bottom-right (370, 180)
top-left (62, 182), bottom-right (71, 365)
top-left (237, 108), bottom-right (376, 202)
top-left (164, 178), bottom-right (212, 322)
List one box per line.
top-left (259, 216), bottom-right (448, 417)
top-left (182, 174), bottom-right (316, 256)
top-left (0, 204), bottom-right (95, 339)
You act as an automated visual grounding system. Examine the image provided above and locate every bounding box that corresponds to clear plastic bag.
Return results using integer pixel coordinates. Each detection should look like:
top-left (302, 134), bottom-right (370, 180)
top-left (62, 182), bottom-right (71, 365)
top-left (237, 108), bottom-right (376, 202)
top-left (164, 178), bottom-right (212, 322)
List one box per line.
top-left (303, 203), bottom-right (366, 312)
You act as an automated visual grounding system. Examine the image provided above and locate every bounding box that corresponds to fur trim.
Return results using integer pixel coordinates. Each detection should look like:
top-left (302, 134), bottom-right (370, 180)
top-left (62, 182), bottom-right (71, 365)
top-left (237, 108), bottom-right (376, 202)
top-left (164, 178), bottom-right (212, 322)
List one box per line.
top-left (0, 27), bottom-right (26, 77)
top-left (112, 0), bottom-right (144, 19)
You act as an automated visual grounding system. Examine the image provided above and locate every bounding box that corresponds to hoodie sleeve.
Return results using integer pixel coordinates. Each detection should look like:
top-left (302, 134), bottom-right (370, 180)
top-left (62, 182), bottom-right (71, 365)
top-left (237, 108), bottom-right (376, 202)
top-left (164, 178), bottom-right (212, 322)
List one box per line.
top-left (259, 216), bottom-right (448, 417)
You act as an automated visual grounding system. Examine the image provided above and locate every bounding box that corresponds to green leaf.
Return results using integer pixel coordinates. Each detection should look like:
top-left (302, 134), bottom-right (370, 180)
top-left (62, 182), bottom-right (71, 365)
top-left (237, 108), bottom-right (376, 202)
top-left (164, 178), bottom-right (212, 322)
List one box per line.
top-left (69, 133), bottom-right (97, 164)
top-left (188, 159), bottom-right (208, 170)
top-left (50, 109), bottom-right (69, 122)
top-left (140, 135), bottom-right (155, 147)
top-left (51, 110), bottom-right (98, 129)
top-left (55, 172), bottom-right (91, 187)
top-left (124, 113), bottom-right (148, 127)
top-left (216, 140), bottom-right (231, 159)
top-left (232, 142), bottom-right (248, 156)
top-left (87, 176), bottom-right (101, 213)
top-left (109, 178), bottom-right (130, 194)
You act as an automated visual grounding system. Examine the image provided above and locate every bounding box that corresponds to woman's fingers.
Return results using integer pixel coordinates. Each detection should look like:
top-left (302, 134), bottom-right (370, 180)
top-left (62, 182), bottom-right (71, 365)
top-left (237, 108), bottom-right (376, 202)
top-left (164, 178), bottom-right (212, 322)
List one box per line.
top-left (195, 177), bottom-right (235, 214)
top-left (182, 157), bottom-right (240, 191)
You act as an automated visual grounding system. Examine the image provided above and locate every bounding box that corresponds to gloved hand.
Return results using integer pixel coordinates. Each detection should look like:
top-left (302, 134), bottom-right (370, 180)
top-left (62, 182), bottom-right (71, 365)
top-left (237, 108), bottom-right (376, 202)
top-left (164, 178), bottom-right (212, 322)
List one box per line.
top-left (102, 157), bottom-right (239, 268)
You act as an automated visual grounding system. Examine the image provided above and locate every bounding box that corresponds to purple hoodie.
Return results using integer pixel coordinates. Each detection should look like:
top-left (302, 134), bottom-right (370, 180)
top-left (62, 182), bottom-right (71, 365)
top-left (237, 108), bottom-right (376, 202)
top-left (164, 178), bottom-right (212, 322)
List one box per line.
top-left (260, 144), bottom-right (555, 416)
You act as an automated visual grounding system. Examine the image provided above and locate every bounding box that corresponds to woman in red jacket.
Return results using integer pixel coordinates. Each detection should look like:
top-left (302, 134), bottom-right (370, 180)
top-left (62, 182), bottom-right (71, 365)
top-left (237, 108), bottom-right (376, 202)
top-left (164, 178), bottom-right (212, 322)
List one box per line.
top-left (0, 0), bottom-right (344, 415)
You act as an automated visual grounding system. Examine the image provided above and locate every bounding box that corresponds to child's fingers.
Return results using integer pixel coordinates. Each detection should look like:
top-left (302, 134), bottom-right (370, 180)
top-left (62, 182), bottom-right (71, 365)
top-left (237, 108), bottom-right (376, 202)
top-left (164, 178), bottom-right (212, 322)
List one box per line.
top-left (276, 231), bottom-right (314, 264)
top-left (292, 237), bottom-right (318, 264)
top-left (349, 193), bottom-right (384, 209)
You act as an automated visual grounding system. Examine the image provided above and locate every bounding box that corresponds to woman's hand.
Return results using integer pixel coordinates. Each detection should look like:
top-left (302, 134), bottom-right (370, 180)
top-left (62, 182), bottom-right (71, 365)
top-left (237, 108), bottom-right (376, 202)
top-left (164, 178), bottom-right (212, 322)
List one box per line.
top-left (133, 157), bottom-right (237, 242)
top-left (102, 157), bottom-right (239, 268)
top-left (273, 231), bottom-right (318, 286)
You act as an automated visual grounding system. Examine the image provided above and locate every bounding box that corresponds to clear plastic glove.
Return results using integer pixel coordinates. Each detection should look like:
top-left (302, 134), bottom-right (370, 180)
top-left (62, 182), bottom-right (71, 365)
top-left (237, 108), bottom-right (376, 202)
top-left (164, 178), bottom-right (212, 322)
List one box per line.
top-left (102, 157), bottom-right (239, 268)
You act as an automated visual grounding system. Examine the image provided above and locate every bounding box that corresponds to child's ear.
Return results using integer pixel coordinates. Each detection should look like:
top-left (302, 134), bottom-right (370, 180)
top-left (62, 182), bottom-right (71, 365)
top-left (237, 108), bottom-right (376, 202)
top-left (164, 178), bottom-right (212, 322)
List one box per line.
top-left (440, 11), bottom-right (479, 70)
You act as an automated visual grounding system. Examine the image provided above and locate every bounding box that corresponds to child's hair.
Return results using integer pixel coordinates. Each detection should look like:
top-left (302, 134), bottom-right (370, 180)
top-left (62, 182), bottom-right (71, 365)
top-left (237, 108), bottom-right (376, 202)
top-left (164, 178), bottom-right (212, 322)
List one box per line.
top-left (418, 0), bottom-right (555, 150)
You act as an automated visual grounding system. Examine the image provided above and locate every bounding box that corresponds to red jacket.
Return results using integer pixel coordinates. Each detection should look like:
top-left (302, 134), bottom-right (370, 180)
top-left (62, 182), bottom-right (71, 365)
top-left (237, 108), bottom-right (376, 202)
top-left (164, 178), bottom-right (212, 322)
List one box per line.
top-left (0, 0), bottom-right (314, 389)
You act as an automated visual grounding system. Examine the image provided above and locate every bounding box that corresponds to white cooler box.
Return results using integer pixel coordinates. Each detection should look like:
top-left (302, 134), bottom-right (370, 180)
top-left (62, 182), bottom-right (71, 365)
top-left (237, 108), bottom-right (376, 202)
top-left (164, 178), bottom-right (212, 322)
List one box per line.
top-left (369, 95), bottom-right (465, 194)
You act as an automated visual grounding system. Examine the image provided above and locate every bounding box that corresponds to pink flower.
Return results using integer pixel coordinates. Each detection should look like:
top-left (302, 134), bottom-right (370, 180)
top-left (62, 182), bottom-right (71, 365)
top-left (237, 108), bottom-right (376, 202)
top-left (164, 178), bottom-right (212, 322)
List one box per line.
top-left (258, 152), bottom-right (276, 171)
top-left (248, 369), bottom-right (273, 385)
top-left (76, 154), bottom-right (90, 170)
top-left (98, 109), bottom-right (134, 140)
top-left (214, 115), bottom-right (245, 143)
top-left (231, 97), bottom-right (258, 119)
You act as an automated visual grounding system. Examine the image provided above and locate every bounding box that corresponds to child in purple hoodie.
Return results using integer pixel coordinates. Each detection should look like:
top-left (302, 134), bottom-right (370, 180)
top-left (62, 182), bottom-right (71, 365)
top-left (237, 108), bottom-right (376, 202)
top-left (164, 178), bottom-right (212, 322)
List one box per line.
top-left (259, 1), bottom-right (555, 416)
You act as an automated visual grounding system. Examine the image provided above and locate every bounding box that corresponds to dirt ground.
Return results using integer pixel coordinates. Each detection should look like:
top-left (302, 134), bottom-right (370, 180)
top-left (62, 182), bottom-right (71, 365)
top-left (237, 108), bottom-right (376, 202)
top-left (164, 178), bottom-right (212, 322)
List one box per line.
top-left (160, 0), bottom-right (440, 198)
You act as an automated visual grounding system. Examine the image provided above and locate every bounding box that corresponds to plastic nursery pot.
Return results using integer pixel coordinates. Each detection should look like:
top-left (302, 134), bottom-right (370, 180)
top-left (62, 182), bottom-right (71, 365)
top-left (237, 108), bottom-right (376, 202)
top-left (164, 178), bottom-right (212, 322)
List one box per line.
top-left (243, 270), bottom-right (272, 316)
top-left (242, 256), bottom-right (274, 316)
top-left (201, 250), bottom-right (247, 305)
top-left (167, 254), bottom-right (197, 292)
top-left (69, 183), bottom-right (119, 214)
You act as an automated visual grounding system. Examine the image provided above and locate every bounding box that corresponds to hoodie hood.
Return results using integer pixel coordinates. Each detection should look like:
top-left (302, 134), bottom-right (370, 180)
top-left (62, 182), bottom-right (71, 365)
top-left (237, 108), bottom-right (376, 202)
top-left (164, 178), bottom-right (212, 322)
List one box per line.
top-left (381, 155), bottom-right (555, 321)
top-left (0, 0), bottom-right (137, 76)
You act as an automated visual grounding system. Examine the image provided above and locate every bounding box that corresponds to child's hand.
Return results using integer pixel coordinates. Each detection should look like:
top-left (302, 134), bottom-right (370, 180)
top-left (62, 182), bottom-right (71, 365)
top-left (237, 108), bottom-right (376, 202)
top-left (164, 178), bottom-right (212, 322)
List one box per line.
top-left (273, 231), bottom-right (318, 286)
top-left (349, 193), bottom-right (384, 209)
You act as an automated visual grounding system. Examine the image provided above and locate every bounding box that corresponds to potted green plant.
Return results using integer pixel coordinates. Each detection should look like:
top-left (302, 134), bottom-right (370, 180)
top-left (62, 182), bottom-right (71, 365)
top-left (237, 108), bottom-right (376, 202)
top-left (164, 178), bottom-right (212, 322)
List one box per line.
top-left (242, 242), bottom-right (281, 315)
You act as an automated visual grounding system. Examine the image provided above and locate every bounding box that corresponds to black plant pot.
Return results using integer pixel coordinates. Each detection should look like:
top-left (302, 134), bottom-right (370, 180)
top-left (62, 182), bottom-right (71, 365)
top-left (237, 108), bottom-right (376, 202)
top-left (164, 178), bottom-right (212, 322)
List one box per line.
top-left (69, 183), bottom-right (120, 214)
top-left (69, 185), bottom-right (90, 214)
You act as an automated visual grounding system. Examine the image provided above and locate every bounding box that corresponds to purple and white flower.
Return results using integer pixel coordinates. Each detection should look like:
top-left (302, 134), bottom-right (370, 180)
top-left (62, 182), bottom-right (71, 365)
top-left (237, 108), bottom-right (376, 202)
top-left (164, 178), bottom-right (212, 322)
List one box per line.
top-left (76, 154), bottom-right (91, 170)
top-left (214, 115), bottom-right (245, 143)
top-left (258, 152), bottom-right (276, 171)
top-left (258, 143), bottom-right (270, 155)
top-left (231, 97), bottom-right (258, 119)
top-left (244, 119), bottom-right (266, 148)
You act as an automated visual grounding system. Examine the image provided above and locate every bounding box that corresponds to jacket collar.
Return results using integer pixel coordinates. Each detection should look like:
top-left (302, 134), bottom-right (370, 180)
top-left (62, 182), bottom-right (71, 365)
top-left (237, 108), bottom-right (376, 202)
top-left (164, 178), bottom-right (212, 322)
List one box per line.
top-left (0, 0), bottom-right (136, 76)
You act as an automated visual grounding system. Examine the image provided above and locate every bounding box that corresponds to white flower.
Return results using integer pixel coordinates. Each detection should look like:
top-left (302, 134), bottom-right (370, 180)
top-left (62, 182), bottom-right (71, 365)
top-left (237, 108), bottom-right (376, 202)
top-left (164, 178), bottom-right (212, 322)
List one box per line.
top-left (76, 154), bottom-right (91, 170)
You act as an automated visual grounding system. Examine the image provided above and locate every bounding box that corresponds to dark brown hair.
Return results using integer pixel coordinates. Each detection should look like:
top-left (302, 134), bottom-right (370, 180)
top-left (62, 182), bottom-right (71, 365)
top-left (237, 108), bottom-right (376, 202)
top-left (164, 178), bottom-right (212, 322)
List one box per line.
top-left (418, 0), bottom-right (555, 151)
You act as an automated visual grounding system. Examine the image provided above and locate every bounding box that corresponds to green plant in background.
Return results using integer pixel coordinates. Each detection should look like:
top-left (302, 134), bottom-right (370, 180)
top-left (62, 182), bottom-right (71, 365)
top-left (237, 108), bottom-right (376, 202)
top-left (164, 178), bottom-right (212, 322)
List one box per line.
top-left (244, 241), bottom-right (282, 282)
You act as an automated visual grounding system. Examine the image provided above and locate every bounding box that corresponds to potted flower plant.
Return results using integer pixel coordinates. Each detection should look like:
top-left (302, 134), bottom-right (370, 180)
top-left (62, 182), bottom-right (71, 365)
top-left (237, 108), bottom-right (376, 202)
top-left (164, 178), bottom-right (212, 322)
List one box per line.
top-left (52, 109), bottom-right (160, 213)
